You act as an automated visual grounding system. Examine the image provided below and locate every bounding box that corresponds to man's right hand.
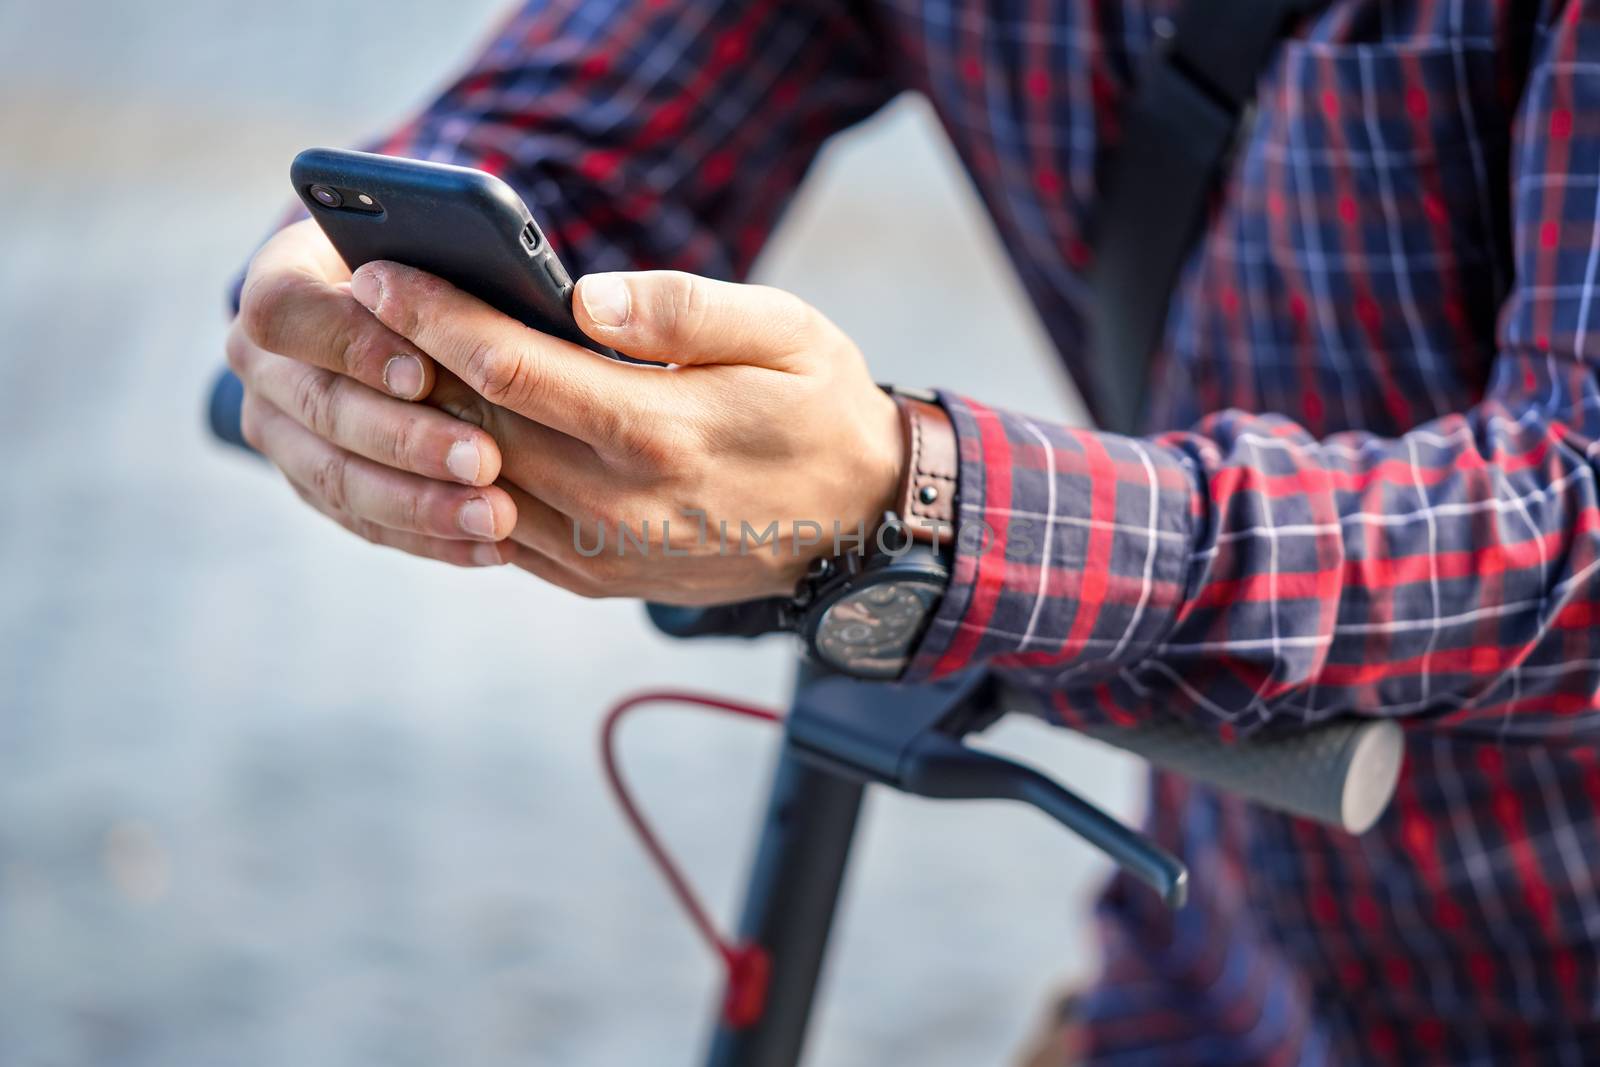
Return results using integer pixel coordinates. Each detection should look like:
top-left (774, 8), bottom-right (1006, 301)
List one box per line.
top-left (227, 219), bottom-right (519, 567)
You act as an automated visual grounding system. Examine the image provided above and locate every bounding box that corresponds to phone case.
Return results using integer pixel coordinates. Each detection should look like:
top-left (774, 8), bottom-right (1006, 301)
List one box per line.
top-left (290, 147), bottom-right (613, 357)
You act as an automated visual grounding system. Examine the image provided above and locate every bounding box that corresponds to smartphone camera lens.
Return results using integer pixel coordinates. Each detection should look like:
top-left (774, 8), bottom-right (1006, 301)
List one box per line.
top-left (310, 185), bottom-right (343, 208)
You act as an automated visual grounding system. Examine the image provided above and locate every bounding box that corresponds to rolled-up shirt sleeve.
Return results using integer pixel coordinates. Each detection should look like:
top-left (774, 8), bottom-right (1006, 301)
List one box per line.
top-left (908, 8), bottom-right (1600, 745)
top-left (908, 393), bottom-right (1197, 710)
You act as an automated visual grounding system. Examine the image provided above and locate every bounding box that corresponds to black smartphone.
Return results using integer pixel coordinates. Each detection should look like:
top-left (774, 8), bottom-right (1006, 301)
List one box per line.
top-left (290, 147), bottom-right (612, 357)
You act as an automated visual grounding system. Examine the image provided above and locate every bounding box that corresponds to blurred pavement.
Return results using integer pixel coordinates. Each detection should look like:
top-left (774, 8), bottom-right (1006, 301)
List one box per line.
top-left (0, 2), bottom-right (1141, 1064)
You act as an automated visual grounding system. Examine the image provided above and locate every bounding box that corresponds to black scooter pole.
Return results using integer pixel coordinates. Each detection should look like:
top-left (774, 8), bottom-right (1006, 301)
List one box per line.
top-left (702, 673), bottom-right (865, 1067)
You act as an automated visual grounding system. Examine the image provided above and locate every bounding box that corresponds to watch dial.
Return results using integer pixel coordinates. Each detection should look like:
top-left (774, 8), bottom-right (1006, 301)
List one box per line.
top-left (814, 580), bottom-right (942, 679)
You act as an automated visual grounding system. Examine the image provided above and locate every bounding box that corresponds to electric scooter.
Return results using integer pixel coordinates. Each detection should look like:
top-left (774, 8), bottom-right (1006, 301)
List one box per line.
top-left (610, 651), bottom-right (1402, 1067)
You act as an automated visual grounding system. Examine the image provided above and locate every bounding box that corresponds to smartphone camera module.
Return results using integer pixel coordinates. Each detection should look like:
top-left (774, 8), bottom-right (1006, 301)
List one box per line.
top-left (309, 184), bottom-right (343, 208)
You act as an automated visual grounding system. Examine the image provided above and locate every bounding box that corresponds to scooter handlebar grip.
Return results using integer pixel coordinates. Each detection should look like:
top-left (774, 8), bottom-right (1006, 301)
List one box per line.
top-left (998, 687), bottom-right (1403, 833)
top-left (1081, 716), bottom-right (1403, 834)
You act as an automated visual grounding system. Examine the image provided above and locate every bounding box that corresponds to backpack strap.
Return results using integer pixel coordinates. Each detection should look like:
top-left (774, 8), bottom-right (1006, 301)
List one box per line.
top-left (1087, 0), bottom-right (1329, 434)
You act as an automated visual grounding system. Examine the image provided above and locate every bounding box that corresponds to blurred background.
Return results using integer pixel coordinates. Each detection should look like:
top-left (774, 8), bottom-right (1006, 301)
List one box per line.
top-left (0, 1), bottom-right (1143, 1063)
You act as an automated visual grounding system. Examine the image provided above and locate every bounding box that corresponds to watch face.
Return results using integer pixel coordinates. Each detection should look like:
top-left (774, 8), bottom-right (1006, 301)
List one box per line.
top-left (812, 578), bottom-right (943, 680)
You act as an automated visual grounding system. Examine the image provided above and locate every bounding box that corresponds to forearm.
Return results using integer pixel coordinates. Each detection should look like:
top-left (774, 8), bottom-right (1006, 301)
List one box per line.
top-left (910, 354), bottom-right (1600, 742)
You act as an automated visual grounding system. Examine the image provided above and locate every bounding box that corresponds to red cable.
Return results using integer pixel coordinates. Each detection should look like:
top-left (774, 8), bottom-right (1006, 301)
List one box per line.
top-left (600, 690), bottom-right (784, 1029)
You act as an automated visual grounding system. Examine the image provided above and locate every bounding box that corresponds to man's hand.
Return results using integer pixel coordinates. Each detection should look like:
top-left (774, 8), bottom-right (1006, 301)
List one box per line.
top-left (349, 261), bottom-right (905, 604)
top-left (228, 220), bottom-right (518, 567)
top-left (228, 221), bottom-right (905, 602)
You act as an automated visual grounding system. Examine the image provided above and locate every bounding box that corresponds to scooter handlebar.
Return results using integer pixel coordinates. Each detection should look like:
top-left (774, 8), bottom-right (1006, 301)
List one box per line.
top-left (998, 684), bottom-right (1403, 834)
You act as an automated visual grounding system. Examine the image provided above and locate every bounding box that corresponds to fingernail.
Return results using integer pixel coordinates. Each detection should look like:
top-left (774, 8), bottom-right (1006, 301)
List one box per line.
top-left (383, 354), bottom-right (425, 400)
top-left (350, 269), bottom-right (382, 311)
top-left (457, 498), bottom-right (497, 540)
top-left (446, 439), bottom-right (481, 483)
top-left (473, 542), bottom-right (507, 566)
top-left (580, 274), bottom-right (630, 327)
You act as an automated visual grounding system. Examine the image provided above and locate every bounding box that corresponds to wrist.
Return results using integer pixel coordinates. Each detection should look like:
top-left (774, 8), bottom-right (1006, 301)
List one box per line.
top-left (840, 383), bottom-right (905, 548)
top-left (785, 386), bottom-right (955, 680)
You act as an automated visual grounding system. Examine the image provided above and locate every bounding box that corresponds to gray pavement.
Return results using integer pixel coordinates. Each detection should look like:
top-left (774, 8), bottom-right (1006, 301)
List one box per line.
top-left (0, 2), bottom-right (1141, 1063)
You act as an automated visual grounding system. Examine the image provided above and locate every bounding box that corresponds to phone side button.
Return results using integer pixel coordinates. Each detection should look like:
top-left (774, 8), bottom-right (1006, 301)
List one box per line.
top-left (543, 262), bottom-right (575, 307)
top-left (542, 257), bottom-right (568, 285)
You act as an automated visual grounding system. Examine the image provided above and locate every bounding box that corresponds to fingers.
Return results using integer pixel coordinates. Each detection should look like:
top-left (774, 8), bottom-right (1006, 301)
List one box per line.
top-left (241, 393), bottom-right (517, 542)
top-left (502, 482), bottom-right (589, 564)
top-left (237, 224), bottom-right (437, 400)
top-left (349, 261), bottom-right (665, 447)
top-left (494, 485), bottom-right (610, 597)
top-left (231, 327), bottom-right (501, 487)
top-left (572, 270), bottom-right (820, 370)
top-left (506, 544), bottom-right (608, 598)
top-left (427, 371), bottom-right (605, 511)
top-left (289, 482), bottom-right (513, 569)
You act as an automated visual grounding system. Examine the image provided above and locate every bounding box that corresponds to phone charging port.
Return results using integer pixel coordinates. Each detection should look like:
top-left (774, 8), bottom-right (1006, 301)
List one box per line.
top-left (520, 222), bottom-right (541, 253)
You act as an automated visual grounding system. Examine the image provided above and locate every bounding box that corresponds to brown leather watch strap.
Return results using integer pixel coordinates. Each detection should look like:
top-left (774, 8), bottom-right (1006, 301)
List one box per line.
top-left (891, 390), bottom-right (958, 546)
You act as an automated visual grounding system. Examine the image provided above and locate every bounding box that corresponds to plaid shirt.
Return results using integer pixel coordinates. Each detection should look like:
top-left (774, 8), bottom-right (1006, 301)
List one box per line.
top-left (364, 0), bottom-right (1600, 1061)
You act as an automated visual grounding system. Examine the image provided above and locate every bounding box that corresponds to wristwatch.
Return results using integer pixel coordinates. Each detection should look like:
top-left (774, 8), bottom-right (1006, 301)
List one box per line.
top-left (789, 387), bottom-right (958, 680)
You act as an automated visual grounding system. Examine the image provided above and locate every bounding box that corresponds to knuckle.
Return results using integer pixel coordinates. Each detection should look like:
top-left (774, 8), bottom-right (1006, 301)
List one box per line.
top-left (611, 389), bottom-right (690, 471)
top-left (393, 483), bottom-right (432, 534)
top-left (310, 451), bottom-right (351, 513)
top-left (337, 329), bottom-right (379, 381)
top-left (660, 272), bottom-right (709, 343)
top-left (291, 367), bottom-right (343, 439)
top-left (383, 411), bottom-right (421, 469)
top-left (465, 339), bottom-right (538, 409)
top-left (460, 338), bottom-right (503, 397)
top-left (398, 487), bottom-right (425, 533)
top-left (614, 419), bottom-right (674, 471)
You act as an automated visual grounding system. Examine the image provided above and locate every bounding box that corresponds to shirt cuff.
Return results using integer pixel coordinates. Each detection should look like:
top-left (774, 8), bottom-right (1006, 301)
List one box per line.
top-left (904, 392), bottom-right (1197, 692)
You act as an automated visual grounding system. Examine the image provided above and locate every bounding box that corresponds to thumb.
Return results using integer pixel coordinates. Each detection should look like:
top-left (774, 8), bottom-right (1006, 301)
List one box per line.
top-left (573, 270), bottom-right (817, 370)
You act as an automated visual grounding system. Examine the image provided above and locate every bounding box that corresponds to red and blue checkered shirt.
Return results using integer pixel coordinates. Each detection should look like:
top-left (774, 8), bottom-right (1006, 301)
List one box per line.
top-left (362, 0), bottom-right (1600, 1061)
